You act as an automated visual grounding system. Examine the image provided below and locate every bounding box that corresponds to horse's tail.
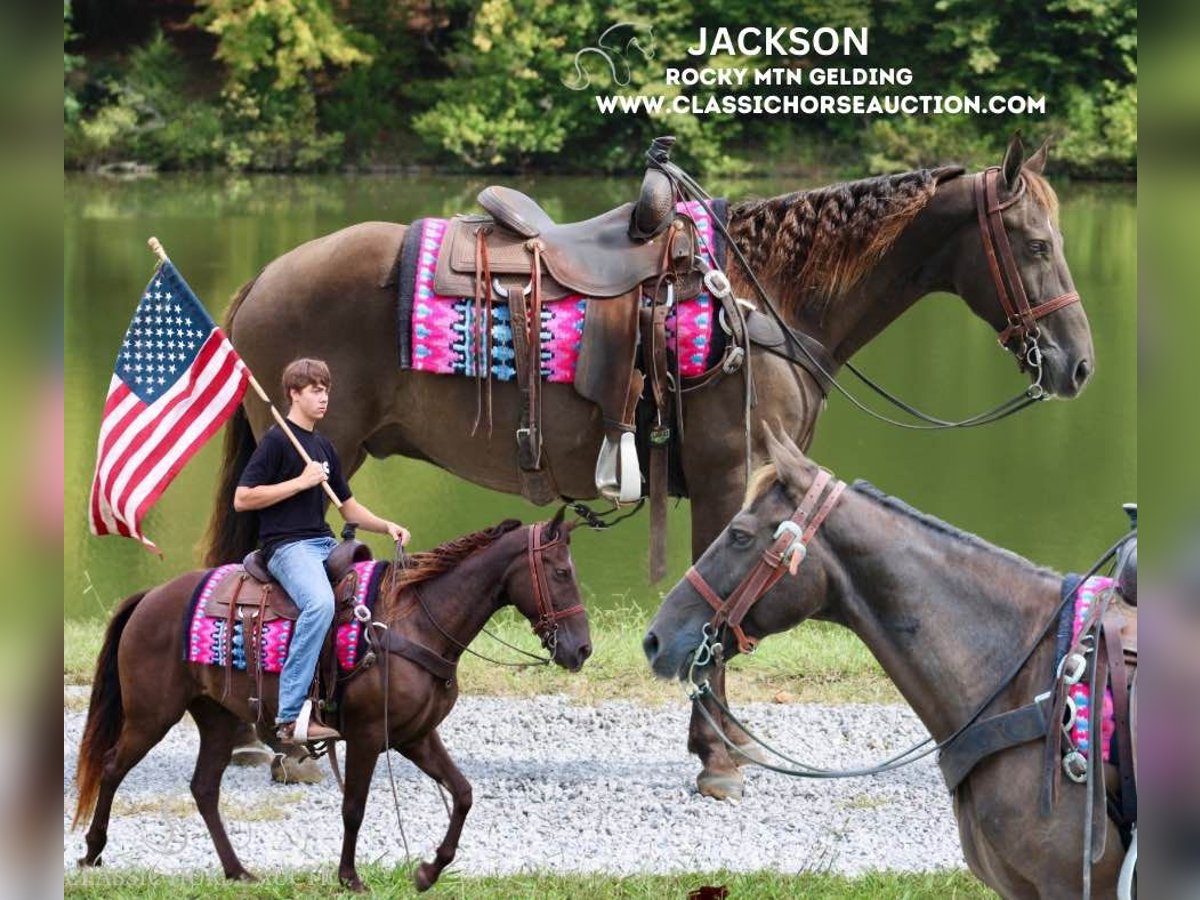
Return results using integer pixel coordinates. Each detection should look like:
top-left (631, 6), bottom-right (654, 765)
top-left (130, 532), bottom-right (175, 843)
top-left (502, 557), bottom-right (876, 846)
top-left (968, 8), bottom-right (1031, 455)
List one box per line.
top-left (201, 403), bottom-right (259, 566)
top-left (72, 591), bottom-right (147, 830)
top-left (222, 272), bottom-right (260, 333)
top-left (201, 275), bottom-right (263, 567)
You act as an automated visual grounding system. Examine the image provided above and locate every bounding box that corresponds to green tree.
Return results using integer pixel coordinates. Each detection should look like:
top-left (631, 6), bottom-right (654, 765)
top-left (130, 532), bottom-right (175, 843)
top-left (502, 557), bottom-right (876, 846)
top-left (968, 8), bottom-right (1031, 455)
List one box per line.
top-left (193, 0), bottom-right (373, 170)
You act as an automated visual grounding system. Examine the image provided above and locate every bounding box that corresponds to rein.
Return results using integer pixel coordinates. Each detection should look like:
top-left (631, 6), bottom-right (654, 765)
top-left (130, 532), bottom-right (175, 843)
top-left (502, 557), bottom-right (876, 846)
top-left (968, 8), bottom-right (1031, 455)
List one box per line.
top-left (650, 153), bottom-right (1077, 431)
top-left (684, 488), bottom-right (1134, 779)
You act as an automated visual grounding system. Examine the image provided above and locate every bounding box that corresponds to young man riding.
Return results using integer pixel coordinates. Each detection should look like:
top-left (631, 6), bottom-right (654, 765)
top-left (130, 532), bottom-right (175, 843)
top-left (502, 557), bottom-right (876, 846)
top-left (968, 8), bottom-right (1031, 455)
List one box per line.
top-left (234, 358), bottom-right (409, 744)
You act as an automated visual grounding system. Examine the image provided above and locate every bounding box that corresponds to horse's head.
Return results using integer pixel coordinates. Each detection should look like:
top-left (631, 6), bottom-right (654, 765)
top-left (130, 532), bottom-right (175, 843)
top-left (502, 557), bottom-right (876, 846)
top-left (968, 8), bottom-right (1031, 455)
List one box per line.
top-left (644, 428), bottom-right (845, 681)
top-left (950, 134), bottom-right (1095, 398)
top-left (505, 508), bottom-right (592, 672)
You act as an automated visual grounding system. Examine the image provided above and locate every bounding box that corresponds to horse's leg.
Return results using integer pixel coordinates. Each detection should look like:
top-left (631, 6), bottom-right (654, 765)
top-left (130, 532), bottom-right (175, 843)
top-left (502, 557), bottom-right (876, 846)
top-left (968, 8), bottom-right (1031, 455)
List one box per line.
top-left (679, 356), bottom-right (819, 800)
top-left (78, 710), bottom-right (182, 867)
top-left (399, 729), bottom-right (472, 893)
top-left (683, 471), bottom-right (755, 800)
top-left (337, 738), bottom-right (380, 893)
top-left (188, 698), bottom-right (255, 881)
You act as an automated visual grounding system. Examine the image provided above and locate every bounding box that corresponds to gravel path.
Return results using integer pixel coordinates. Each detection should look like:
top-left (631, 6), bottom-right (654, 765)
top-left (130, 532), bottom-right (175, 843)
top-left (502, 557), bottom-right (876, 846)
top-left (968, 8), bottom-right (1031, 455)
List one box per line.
top-left (64, 687), bottom-right (963, 877)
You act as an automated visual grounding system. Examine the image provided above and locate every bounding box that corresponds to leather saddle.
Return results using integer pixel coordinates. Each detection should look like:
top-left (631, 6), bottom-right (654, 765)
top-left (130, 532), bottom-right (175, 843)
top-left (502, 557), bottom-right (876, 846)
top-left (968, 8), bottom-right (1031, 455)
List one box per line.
top-left (429, 136), bottom-right (721, 512)
top-left (433, 187), bottom-right (699, 302)
top-left (203, 538), bottom-right (373, 624)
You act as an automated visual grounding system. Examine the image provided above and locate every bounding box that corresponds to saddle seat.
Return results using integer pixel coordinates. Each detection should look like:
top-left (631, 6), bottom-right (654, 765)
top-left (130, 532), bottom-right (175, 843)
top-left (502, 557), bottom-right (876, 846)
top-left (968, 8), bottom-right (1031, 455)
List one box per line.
top-left (434, 186), bottom-right (699, 302)
top-left (203, 539), bottom-right (373, 624)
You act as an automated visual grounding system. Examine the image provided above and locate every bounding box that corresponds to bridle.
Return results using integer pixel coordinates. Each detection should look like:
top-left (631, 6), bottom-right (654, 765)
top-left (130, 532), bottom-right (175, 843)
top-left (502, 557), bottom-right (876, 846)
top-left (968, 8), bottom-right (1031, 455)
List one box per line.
top-left (526, 521), bottom-right (585, 652)
top-left (684, 469), bottom-right (846, 655)
top-left (975, 165), bottom-right (1081, 348)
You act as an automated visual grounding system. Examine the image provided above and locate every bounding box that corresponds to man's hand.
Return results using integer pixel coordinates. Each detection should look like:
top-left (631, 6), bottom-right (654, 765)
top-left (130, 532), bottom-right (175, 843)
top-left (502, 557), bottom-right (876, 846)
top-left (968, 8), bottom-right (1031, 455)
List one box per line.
top-left (385, 522), bottom-right (410, 546)
top-left (295, 460), bottom-right (328, 490)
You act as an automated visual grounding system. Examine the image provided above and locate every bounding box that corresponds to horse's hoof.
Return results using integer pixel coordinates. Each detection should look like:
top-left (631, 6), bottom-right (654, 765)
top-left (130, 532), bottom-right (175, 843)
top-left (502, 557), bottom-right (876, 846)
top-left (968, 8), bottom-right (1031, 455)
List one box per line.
top-left (731, 742), bottom-right (770, 768)
top-left (414, 862), bottom-right (439, 892)
top-left (697, 769), bottom-right (744, 801)
top-left (271, 754), bottom-right (324, 784)
top-left (230, 741), bottom-right (274, 767)
top-left (339, 874), bottom-right (367, 893)
top-left (76, 855), bottom-right (101, 868)
top-left (228, 870), bottom-right (258, 882)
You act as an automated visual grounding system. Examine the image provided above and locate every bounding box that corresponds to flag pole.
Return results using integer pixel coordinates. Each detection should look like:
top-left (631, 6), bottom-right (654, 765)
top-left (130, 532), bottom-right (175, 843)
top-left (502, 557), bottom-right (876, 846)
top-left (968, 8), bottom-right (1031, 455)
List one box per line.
top-left (147, 237), bottom-right (343, 509)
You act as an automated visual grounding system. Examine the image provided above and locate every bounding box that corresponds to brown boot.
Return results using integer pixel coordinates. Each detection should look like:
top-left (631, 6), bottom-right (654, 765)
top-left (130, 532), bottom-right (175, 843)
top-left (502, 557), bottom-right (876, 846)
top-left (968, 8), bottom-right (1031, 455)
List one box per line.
top-left (277, 720), bottom-right (341, 744)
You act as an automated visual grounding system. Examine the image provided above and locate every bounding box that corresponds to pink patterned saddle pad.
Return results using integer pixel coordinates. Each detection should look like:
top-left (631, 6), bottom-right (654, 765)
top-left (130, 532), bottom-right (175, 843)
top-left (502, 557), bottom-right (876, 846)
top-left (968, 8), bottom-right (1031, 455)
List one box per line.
top-left (1066, 576), bottom-right (1116, 762)
top-left (185, 560), bottom-right (385, 673)
top-left (401, 200), bottom-right (723, 382)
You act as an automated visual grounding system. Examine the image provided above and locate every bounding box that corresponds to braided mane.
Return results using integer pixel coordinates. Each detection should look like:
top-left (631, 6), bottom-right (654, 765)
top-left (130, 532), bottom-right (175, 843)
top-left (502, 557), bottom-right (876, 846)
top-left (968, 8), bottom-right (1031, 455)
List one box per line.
top-left (727, 164), bottom-right (1060, 322)
top-left (727, 167), bottom-right (958, 320)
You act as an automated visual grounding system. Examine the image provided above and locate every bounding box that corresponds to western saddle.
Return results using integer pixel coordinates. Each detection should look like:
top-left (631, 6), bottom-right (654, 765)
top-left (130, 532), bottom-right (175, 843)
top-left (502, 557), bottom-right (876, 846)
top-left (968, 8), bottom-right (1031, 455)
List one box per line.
top-left (431, 136), bottom-right (727, 533)
top-left (203, 531), bottom-right (374, 723)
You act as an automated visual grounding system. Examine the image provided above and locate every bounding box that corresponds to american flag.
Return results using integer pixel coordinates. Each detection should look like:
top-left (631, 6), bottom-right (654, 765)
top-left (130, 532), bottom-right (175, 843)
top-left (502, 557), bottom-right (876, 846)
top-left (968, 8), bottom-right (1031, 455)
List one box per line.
top-left (88, 261), bottom-right (249, 551)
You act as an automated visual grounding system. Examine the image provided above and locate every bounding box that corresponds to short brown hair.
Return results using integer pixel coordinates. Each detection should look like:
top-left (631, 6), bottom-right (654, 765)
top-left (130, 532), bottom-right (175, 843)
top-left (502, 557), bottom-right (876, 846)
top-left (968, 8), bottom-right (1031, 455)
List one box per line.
top-left (281, 358), bottom-right (331, 403)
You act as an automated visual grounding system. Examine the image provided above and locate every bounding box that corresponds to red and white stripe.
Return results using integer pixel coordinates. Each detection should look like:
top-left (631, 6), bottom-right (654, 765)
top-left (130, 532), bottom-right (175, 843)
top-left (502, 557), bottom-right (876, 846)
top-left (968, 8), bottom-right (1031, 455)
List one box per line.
top-left (88, 329), bottom-right (249, 551)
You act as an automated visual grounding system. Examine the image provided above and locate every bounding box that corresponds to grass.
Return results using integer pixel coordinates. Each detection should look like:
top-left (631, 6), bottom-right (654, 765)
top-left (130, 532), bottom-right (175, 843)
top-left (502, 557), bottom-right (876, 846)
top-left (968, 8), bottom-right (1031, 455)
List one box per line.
top-left (64, 607), bottom-right (898, 706)
top-left (65, 865), bottom-right (993, 898)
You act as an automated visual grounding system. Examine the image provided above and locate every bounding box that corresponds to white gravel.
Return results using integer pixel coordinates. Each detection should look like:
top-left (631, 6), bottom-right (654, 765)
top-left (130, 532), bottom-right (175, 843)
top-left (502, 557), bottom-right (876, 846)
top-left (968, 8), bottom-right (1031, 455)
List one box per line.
top-left (64, 687), bottom-right (965, 877)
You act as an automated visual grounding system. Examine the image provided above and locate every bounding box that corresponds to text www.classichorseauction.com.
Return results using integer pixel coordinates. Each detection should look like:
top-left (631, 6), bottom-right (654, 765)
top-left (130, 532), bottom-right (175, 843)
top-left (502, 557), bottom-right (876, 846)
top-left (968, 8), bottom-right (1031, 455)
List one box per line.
top-left (565, 24), bottom-right (1046, 118)
top-left (598, 94), bottom-right (1048, 117)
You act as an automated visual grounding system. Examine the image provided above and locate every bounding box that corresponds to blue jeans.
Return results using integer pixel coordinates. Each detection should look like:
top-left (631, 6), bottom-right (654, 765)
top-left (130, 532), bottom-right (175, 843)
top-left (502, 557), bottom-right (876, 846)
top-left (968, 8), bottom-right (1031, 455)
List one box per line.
top-left (267, 536), bottom-right (338, 724)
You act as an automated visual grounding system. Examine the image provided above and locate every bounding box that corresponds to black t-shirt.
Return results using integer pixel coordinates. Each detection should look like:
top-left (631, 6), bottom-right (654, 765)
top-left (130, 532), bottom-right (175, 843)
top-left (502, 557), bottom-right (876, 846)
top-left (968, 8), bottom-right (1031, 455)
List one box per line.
top-left (238, 422), bottom-right (352, 562)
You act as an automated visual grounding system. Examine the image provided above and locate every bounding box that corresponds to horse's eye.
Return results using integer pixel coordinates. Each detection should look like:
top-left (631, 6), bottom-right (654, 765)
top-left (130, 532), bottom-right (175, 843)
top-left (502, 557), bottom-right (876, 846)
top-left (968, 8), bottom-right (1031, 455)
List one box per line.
top-left (728, 528), bottom-right (754, 547)
top-left (554, 567), bottom-right (570, 579)
top-left (1027, 239), bottom-right (1048, 255)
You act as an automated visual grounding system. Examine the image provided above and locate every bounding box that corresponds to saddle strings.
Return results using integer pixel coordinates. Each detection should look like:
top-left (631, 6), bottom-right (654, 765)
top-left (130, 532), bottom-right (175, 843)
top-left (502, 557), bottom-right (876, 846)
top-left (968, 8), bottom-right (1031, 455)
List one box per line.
top-left (472, 227), bottom-right (495, 437)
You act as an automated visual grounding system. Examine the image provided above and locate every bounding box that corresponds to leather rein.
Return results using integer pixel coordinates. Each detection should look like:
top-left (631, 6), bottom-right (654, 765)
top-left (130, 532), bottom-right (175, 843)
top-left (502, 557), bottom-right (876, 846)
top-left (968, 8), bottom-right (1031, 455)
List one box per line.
top-left (652, 155), bottom-right (1084, 430)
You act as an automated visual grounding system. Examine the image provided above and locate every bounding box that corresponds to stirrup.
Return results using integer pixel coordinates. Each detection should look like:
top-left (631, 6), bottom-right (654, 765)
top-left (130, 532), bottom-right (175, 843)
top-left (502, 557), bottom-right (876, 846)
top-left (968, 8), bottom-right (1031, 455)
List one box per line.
top-left (293, 699), bottom-right (315, 742)
top-left (595, 434), bottom-right (641, 504)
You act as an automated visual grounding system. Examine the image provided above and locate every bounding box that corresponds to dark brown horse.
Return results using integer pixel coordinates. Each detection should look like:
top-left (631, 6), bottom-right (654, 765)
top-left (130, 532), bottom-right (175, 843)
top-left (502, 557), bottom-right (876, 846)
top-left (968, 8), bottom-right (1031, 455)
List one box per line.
top-left (643, 431), bottom-right (1134, 898)
top-left (73, 514), bottom-right (591, 892)
top-left (202, 134), bottom-right (1094, 798)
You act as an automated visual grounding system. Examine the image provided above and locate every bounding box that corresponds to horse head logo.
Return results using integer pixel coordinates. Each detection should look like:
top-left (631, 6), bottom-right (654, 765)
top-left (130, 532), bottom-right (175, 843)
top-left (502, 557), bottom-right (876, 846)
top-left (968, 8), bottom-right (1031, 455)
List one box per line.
top-left (563, 23), bottom-right (656, 91)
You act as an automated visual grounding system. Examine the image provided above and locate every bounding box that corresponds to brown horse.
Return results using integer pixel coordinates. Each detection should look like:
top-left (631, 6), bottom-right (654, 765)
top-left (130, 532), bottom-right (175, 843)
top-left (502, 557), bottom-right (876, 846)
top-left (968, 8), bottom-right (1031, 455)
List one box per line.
top-left (201, 134), bottom-right (1094, 798)
top-left (643, 431), bottom-right (1134, 898)
top-left (73, 514), bottom-right (591, 892)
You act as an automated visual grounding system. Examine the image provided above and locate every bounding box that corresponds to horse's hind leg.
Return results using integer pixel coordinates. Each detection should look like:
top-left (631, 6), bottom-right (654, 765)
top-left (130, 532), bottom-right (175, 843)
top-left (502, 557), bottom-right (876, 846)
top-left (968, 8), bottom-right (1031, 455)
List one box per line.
top-left (79, 710), bottom-right (182, 867)
top-left (188, 698), bottom-right (254, 881)
top-left (401, 729), bottom-right (472, 892)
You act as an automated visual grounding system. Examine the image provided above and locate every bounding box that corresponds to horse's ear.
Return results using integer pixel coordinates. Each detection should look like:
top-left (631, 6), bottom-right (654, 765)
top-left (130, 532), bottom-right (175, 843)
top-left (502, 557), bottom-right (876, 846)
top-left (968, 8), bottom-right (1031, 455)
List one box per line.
top-left (930, 164), bottom-right (965, 184)
top-left (763, 422), bottom-right (806, 490)
top-left (1024, 138), bottom-right (1050, 175)
top-left (1001, 132), bottom-right (1025, 192)
top-left (546, 505), bottom-right (567, 539)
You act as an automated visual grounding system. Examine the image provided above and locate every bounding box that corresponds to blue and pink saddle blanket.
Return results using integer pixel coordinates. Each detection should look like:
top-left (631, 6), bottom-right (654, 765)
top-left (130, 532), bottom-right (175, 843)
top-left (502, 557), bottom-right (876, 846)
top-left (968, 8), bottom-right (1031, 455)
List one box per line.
top-left (395, 200), bottom-right (728, 381)
top-left (183, 560), bottom-right (389, 674)
top-left (1057, 575), bottom-right (1118, 762)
